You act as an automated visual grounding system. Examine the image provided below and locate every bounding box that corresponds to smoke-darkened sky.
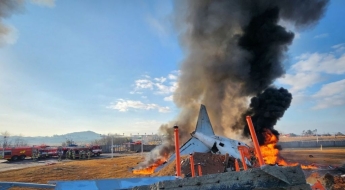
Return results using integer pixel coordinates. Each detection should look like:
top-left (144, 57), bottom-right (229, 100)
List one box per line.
top-left (0, 0), bottom-right (344, 138)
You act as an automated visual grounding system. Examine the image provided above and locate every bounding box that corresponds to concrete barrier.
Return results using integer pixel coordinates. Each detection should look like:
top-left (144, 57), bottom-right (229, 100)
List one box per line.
top-left (131, 165), bottom-right (311, 190)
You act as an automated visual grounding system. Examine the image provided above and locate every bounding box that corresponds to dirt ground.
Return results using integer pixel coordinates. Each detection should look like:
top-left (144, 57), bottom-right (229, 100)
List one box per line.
top-left (280, 147), bottom-right (345, 166)
top-left (0, 155), bottom-right (147, 184)
top-left (0, 148), bottom-right (344, 189)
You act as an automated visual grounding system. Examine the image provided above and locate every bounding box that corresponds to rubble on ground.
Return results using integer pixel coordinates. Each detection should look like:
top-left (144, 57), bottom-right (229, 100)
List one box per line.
top-left (132, 165), bottom-right (311, 190)
top-left (306, 169), bottom-right (345, 190)
top-left (153, 153), bottom-right (237, 177)
top-left (180, 152), bottom-right (231, 177)
top-left (323, 173), bottom-right (345, 190)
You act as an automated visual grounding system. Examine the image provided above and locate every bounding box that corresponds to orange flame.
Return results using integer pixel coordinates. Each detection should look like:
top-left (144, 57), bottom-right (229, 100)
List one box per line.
top-left (132, 158), bottom-right (167, 175)
top-left (260, 129), bottom-right (287, 165)
top-left (300, 164), bottom-right (317, 170)
top-left (259, 129), bottom-right (317, 169)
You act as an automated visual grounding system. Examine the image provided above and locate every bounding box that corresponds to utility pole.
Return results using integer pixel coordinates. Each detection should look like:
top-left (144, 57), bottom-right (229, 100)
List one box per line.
top-left (2, 136), bottom-right (5, 159)
top-left (315, 129), bottom-right (318, 143)
top-left (111, 135), bottom-right (114, 158)
top-left (141, 134), bottom-right (144, 156)
top-left (2, 136), bottom-right (7, 159)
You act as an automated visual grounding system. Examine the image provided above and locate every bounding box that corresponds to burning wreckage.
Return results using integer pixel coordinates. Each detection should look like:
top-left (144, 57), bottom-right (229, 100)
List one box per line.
top-left (3, 0), bottom-right (343, 189)
top-left (129, 0), bottom-right (332, 180)
top-left (1, 105), bottom-right (342, 190)
top-left (135, 104), bottom-right (255, 175)
top-left (130, 104), bottom-right (332, 190)
top-left (133, 104), bottom-right (318, 177)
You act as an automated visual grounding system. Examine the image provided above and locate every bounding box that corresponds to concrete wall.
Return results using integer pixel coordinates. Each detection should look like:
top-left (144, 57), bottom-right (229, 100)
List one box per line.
top-left (279, 140), bottom-right (345, 148)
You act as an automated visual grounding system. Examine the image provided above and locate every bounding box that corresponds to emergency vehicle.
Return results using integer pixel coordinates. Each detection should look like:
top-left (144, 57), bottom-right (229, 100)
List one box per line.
top-left (91, 145), bottom-right (102, 156)
top-left (0, 147), bottom-right (39, 161)
top-left (38, 146), bottom-right (60, 158)
top-left (0, 145), bottom-right (103, 161)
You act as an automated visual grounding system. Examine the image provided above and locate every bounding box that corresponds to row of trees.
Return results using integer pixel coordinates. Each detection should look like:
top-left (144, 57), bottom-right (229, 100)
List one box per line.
top-left (302, 129), bottom-right (318, 136)
top-left (287, 130), bottom-right (345, 137)
top-left (1, 131), bottom-right (28, 148)
top-left (59, 134), bottom-right (133, 147)
top-left (301, 130), bottom-right (344, 136)
top-left (2, 131), bottom-right (162, 148)
top-left (92, 134), bottom-right (132, 146)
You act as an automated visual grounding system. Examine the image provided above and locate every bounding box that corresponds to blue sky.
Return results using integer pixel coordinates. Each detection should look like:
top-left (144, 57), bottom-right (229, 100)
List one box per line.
top-left (0, 0), bottom-right (344, 137)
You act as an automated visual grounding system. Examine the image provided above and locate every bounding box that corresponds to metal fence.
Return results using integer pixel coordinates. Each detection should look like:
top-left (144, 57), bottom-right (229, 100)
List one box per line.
top-left (279, 140), bottom-right (345, 148)
top-left (100, 144), bottom-right (157, 153)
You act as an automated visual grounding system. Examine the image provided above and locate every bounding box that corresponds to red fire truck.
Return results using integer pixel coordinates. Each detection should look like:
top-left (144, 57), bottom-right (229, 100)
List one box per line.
top-left (0, 146), bottom-right (58, 161)
top-left (0, 145), bottom-right (103, 161)
top-left (0, 147), bottom-right (38, 161)
top-left (91, 145), bottom-right (102, 156)
top-left (37, 146), bottom-right (60, 158)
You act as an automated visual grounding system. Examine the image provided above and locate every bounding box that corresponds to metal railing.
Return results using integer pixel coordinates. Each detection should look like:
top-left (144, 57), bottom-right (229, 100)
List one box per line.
top-left (0, 181), bottom-right (55, 190)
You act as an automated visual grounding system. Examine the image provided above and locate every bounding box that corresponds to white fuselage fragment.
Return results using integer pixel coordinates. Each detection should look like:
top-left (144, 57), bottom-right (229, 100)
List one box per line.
top-left (192, 132), bottom-right (251, 165)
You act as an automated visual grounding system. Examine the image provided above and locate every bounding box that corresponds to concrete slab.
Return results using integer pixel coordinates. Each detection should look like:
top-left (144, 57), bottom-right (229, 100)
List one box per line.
top-left (131, 165), bottom-right (311, 190)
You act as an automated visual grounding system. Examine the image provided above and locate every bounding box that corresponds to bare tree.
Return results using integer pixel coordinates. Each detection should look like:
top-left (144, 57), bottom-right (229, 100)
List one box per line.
top-left (336, 132), bottom-right (344, 136)
top-left (94, 134), bottom-right (131, 146)
top-left (62, 139), bottom-right (75, 146)
top-left (305, 130), bottom-right (313, 136)
top-left (1, 131), bottom-right (11, 148)
top-left (13, 135), bottom-right (28, 147)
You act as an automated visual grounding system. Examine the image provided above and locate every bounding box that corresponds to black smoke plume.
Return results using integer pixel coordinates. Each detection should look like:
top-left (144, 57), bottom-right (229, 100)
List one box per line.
top-left (173, 0), bottom-right (328, 138)
top-left (139, 0), bottom-right (329, 168)
top-left (242, 87), bottom-right (292, 145)
top-left (237, 7), bottom-right (294, 95)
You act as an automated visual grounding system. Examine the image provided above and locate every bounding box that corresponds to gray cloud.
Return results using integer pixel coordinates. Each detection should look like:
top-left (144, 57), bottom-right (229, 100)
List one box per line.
top-left (0, 0), bottom-right (24, 46)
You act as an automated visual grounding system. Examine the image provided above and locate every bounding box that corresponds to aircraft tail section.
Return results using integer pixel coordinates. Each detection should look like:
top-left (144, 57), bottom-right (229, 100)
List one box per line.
top-left (194, 104), bottom-right (215, 136)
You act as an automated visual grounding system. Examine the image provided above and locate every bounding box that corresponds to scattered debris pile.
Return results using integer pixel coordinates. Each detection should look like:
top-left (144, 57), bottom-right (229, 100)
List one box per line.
top-left (306, 172), bottom-right (323, 185)
top-left (180, 152), bottom-right (231, 177)
top-left (323, 173), bottom-right (345, 190)
top-left (306, 168), bottom-right (345, 190)
top-left (132, 165), bottom-right (311, 190)
top-left (154, 152), bottom-right (243, 178)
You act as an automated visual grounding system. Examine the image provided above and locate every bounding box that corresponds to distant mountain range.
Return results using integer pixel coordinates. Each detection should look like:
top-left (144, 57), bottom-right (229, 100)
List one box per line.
top-left (8, 131), bottom-right (102, 146)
